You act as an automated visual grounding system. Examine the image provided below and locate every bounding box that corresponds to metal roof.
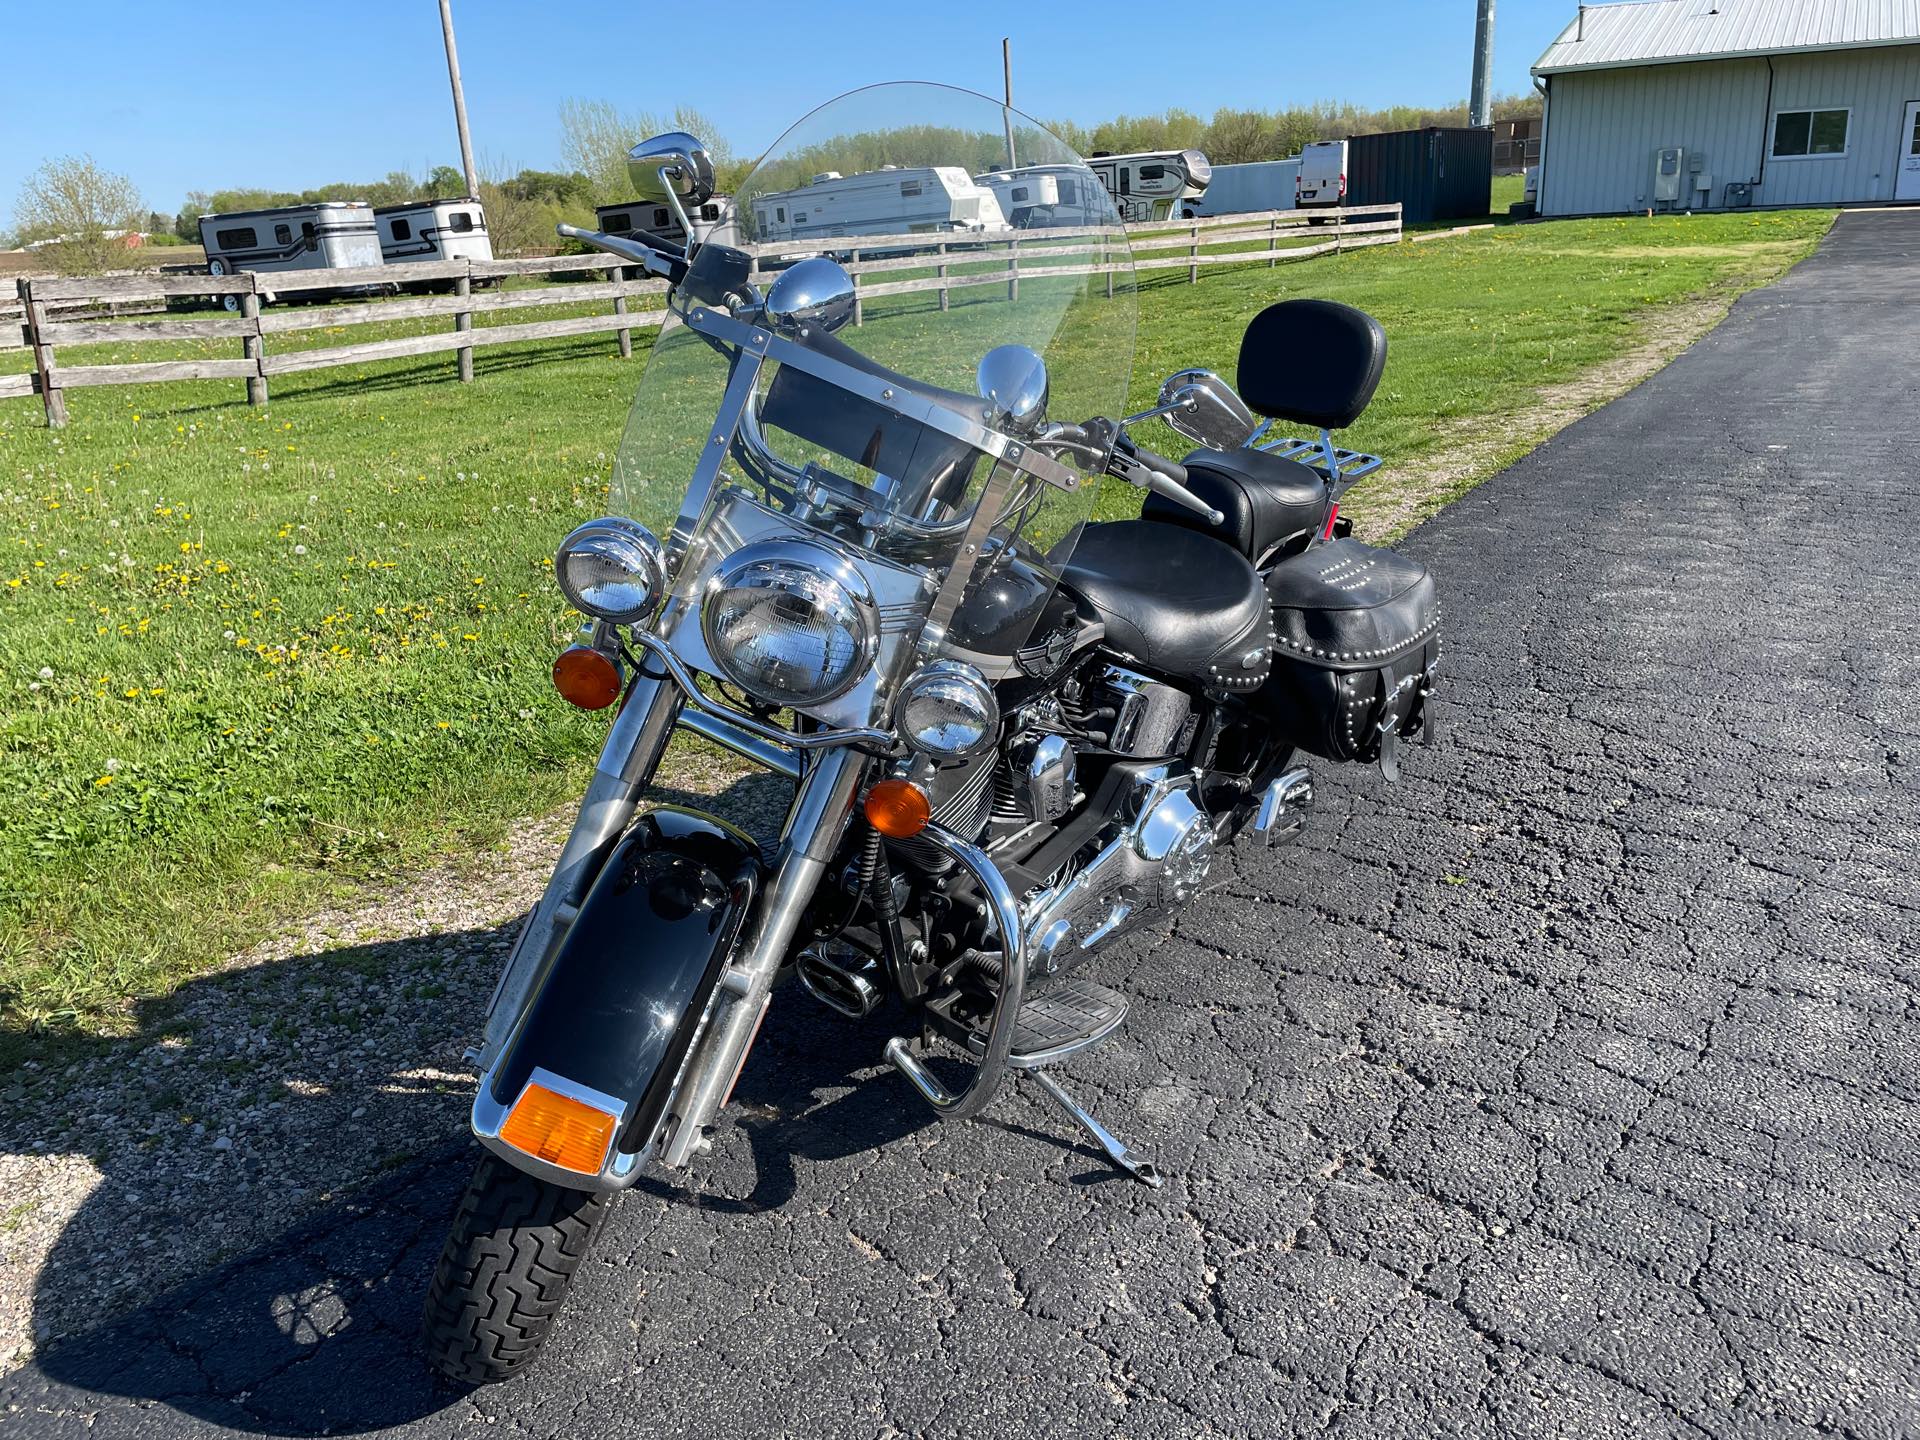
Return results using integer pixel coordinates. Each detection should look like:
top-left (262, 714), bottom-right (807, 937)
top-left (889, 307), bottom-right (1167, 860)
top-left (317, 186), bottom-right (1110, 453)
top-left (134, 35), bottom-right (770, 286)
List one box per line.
top-left (1534, 0), bottom-right (1920, 74)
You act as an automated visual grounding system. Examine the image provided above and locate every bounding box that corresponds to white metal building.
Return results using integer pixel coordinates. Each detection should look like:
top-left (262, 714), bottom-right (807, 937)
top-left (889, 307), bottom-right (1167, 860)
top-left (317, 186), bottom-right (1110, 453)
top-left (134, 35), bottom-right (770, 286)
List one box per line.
top-left (1533, 0), bottom-right (1920, 215)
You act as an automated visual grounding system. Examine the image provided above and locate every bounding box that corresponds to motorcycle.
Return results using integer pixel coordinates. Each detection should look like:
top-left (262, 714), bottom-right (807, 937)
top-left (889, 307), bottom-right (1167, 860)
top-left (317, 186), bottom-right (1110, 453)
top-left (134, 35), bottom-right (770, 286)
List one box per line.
top-left (423, 83), bottom-right (1439, 1383)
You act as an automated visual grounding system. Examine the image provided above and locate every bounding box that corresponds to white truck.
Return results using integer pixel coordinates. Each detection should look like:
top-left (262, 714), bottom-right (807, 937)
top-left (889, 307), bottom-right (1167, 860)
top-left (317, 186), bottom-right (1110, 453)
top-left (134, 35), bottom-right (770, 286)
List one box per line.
top-left (1189, 158), bottom-right (1304, 217)
top-left (1295, 140), bottom-right (1348, 210)
top-left (1085, 149), bottom-right (1212, 223)
top-left (749, 167), bottom-right (1007, 246)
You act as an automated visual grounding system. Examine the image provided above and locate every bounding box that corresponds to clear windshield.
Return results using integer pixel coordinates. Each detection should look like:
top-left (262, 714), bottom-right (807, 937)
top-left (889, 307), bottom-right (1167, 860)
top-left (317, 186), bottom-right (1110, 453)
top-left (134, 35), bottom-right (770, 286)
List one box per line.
top-left (610, 83), bottom-right (1136, 725)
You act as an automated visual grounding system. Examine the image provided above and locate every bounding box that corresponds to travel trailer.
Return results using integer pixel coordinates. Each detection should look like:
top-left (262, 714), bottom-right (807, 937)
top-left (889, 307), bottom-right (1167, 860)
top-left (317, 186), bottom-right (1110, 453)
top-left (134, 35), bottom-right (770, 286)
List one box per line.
top-left (749, 167), bottom-right (1007, 246)
top-left (974, 169), bottom-right (1063, 227)
top-left (1085, 149), bottom-right (1212, 223)
top-left (1295, 140), bottom-right (1349, 210)
top-left (1189, 158), bottom-right (1304, 216)
top-left (374, 197), bottom-right (494, 282)
top-left (198, 201), bottom-right (384, 309)
top-left (594, 197), bottom-right (739, 250)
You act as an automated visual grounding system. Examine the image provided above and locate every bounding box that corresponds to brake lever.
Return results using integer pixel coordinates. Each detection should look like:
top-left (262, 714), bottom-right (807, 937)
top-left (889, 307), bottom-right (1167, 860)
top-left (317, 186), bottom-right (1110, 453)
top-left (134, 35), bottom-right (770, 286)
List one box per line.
top-left (555, 224), bottom-right (685, 283)
top-left (1104, 433), bottom-right (1225, 527)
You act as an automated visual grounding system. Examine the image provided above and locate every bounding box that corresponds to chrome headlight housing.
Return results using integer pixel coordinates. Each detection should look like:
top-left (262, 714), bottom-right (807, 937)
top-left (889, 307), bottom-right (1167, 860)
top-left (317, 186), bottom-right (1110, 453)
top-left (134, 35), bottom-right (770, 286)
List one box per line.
top-left (897, 661), bottom-right (998, 759)
top-left (555, 517), bottom-right (665, 625)
top-left (700, 539), bottom-right (879, 707)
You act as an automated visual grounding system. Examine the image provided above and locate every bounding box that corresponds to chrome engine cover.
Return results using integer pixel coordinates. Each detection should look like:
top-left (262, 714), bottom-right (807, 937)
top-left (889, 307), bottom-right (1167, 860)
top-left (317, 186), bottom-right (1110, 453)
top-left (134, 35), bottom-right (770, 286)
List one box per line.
top-left (1021, 765), bottom-right (1215, 977)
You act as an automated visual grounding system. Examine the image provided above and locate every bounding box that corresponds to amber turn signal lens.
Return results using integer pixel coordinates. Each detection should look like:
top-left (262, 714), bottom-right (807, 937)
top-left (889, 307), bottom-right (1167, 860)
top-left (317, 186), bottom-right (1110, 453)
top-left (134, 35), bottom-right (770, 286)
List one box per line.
top-left (864, 778), bottom-right (931, 838)
top-left (552, 645), bottom-right (622, 710)
top-left (499, 1081), bottom-right (617, 1175)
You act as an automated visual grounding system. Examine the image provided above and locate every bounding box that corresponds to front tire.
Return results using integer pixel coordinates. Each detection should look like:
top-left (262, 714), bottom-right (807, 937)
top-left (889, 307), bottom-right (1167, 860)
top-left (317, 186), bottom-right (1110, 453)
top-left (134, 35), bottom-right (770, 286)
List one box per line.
top-left (421, 1151), bottom-right (614, 1384)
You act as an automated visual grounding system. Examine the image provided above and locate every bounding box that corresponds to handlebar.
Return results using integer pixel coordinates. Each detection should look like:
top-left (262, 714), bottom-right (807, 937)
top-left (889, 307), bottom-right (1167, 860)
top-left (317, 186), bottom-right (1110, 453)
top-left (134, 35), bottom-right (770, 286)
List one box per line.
top-left (1108, 432), bottom-right (1226, 528)
top-left (555, 224), bottom-right (687, 284)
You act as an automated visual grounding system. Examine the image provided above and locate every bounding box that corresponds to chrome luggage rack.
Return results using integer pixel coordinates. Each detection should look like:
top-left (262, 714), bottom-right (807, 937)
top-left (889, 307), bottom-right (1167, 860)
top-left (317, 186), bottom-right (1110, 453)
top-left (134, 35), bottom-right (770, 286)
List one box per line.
top-left (1248, 420), bottom-right (1384, 493)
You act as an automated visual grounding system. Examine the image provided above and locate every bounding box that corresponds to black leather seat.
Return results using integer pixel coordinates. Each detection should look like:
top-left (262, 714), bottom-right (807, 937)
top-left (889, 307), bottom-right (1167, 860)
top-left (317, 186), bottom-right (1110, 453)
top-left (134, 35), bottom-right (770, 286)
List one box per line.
top-left (1058, 521), bottom-right (1273, 690)
top-left (1141, 447), bottom-right (1331, 565)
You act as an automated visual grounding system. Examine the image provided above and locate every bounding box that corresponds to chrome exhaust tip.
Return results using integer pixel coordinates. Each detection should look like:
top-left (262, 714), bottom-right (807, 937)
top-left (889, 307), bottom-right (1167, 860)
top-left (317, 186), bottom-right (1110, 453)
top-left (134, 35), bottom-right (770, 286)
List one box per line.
top-left (796, 942), bottom-right (883, 1019)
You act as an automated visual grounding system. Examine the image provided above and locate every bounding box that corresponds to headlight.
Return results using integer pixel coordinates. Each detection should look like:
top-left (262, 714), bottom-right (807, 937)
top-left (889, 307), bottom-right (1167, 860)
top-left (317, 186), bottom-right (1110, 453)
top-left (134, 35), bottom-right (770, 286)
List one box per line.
top-left (555, 517), bottom-right (665, 625)
top-left (897, 661), bottom-right (998, 759)
top-left (700, 539), bottom-right (878, 706)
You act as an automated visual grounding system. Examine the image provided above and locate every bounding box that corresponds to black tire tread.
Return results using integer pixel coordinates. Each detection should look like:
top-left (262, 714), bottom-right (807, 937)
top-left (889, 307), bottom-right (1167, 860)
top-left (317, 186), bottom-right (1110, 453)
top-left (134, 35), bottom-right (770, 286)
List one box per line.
top-left (421, 1151), bottom-right (613, 1384)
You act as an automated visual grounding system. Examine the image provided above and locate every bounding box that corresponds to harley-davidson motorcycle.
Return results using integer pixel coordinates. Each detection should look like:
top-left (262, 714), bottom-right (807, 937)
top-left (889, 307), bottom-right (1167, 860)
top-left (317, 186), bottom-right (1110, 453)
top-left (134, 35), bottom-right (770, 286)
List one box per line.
top-left (423, 84), bottom-right (1439, 1383)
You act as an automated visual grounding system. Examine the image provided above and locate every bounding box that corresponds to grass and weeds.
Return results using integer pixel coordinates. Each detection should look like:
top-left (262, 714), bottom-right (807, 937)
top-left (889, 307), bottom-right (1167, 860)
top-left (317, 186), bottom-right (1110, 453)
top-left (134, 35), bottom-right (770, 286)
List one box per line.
top-left (0, 206), bottom-right (1832, 1056)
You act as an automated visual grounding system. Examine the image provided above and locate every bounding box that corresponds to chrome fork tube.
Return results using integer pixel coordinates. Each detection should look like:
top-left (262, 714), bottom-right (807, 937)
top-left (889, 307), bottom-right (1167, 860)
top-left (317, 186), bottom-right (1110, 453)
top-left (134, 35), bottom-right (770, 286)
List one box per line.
top-left (658, 744), bottom-right (866, 1165)
top-left (478, 670), bottom-right (684, 1065)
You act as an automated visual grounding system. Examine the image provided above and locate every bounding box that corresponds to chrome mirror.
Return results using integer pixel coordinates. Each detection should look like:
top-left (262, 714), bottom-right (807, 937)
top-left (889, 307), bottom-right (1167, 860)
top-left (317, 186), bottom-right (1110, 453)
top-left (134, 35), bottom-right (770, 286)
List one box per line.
top-left (763, 257), bottom-right (857, 336)
top-left (1158, 368), bottom-right (1257, 451)
top-left (627, 131), bottom-right (716, 207)
top-left (976, 345), bottom-right (1049, 434)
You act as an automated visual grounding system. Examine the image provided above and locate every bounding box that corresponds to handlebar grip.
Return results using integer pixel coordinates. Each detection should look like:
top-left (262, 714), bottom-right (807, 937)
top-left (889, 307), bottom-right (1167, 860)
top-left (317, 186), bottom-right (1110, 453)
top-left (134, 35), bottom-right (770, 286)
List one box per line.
top-left (1129, 444), bottom-right (1189, 490)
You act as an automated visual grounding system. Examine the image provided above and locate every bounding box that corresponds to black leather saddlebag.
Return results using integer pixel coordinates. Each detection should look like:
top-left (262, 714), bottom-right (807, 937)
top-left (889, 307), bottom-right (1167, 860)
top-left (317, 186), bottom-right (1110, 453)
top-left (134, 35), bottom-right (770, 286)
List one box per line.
top-left (1255, 538), bottom-right (1439, 774)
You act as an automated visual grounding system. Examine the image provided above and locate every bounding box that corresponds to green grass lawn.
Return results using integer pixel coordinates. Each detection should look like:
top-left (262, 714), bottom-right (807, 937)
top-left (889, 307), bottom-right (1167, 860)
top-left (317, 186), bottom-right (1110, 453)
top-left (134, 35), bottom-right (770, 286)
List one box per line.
top-left (0, 206), bottom-right (1833, 1055)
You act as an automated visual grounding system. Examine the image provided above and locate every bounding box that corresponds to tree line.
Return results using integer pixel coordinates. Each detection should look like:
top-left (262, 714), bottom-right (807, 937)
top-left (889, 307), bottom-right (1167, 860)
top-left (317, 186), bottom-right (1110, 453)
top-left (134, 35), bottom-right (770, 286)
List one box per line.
top-left (8, 91), bottom-right (1541, 274)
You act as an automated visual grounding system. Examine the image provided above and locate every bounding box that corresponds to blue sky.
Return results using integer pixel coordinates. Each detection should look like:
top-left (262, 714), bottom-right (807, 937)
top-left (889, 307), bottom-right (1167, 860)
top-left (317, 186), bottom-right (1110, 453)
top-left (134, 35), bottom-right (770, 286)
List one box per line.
top-left (0, 0), bottom-right (1575, 231)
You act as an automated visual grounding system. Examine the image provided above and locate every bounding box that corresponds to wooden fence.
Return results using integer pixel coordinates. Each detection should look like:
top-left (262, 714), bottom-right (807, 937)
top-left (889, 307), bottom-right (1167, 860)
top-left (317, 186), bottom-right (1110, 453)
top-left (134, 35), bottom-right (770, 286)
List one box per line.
top-left (6, 203), bottom-right (1400, 428)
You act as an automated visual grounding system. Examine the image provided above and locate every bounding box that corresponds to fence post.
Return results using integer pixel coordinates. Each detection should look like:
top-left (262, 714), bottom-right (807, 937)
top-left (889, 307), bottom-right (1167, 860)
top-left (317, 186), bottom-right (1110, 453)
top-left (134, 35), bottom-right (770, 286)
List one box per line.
top-left (1189, 221), bottom-right (1199, 284)
top-left (610, 260), bottom-right (633, 359)
top-left (20, 280), bottom-right (66, 429)
top-left (1268, 215), bottom-right (1278, 268)
top-left (851, 248), bottom-right (863, 327)
top-left (1007, 236), bottom-right (1018, 303)
top-left (454, 267), bottom-right (474, 381)
top-left (937, 242), bottom-right (949, 312)
top-left (1105, 234), bottom-right (1114, 300)
top-left (240, 277), bottom-right (267, 407)
top-left (1334, 206), bottom-right (1344, 254)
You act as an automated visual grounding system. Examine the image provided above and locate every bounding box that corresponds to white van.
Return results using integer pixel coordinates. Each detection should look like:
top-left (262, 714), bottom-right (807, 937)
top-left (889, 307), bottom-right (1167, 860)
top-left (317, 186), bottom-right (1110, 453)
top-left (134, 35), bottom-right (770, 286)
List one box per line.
top-left (1296, 141), bottom-right (1348, 210)
top-left (1085, 150), bottom-right (1212, 223)
top-left (750, 167), bottom-right (1007, 246)
top-left (198, 201), bottom-right (384, 309)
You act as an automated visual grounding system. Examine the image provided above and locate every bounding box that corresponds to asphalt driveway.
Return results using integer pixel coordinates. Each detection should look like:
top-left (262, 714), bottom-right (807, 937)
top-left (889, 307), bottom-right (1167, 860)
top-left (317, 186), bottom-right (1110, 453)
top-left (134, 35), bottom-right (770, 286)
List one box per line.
top-left (6, 209), bottom-right (1918, 1439)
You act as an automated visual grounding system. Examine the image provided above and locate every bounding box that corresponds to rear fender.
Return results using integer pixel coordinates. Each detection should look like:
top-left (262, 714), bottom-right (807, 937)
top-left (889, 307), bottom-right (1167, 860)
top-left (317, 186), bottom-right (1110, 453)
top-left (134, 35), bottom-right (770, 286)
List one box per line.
top-left (473, 805), bottom-right (761, 1190)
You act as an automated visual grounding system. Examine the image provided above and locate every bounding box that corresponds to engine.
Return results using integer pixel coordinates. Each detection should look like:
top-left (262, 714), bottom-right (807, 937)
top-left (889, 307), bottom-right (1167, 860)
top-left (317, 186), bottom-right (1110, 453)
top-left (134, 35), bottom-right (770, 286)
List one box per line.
top-left (1019, 765), bottom-right (1215, 977)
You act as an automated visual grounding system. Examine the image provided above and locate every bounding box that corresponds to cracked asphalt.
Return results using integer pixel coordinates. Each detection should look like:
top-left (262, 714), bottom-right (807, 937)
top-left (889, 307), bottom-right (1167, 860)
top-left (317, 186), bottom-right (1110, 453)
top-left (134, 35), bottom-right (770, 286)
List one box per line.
top-left (6, 209), bottom-right (1919, 1438)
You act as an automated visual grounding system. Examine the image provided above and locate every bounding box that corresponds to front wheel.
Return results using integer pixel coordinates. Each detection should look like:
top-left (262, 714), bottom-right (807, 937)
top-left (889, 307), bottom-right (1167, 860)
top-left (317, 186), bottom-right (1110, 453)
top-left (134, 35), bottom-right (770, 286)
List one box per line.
top-left (421, 1150), bottom-right (614, 1384)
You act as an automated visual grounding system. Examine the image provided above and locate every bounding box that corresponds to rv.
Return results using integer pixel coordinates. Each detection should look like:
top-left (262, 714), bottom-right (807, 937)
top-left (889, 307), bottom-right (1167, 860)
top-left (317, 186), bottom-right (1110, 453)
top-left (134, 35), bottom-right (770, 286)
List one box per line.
top-left (374, 197), bottom-right (494, 286)
top-left (594, 197), bottom-right (739, 251)
top-left (1295, 141), bottom-right (1348, 210)
top-left (1189, 158), bottom-right (1305, 217)
top-left (1085, 149), bottom-right (1212, 223)
top-left (974, 169), bottom-right (1063, 227)
top-left (749, 167), bottom-right (1007, 247)
top-left (198, 201), bottom-right (384, 309)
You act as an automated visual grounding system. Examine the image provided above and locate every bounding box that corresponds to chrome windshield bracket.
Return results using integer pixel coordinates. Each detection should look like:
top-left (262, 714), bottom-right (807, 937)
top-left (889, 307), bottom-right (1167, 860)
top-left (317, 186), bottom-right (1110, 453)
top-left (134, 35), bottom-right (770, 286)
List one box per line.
top-left (667, 336), bottom-right (771, 566)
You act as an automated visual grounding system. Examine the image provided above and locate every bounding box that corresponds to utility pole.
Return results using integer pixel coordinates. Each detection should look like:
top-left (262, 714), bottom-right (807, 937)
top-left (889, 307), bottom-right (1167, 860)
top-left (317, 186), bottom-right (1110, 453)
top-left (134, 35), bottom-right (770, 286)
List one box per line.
top-left (1469, 0), bottom-right (1496, 127)
top-left (439, 0), bottom-right (481, 196)
top-left (1002, 37), bottom-right (1018, 169)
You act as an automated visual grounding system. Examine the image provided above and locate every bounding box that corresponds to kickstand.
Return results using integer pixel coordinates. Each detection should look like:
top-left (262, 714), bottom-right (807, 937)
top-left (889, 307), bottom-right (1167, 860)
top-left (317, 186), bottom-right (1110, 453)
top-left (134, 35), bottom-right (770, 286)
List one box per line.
top-left (1028, 1070), bottom-right (1165, 1188)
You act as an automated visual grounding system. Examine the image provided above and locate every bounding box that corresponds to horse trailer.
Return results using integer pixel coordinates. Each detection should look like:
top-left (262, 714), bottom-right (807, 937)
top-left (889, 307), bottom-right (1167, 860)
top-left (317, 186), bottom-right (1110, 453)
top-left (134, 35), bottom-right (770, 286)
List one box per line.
top-left (374, 197), bottom-right (494, 280)
top-left (198, 201), bottom-right (384, 310)
top-left (749, 167), bottom-right (1007, 246)
top-left (594, 197), bottom-right (739, 251)
top-left (1085, 149), bottom-right (1212, 223)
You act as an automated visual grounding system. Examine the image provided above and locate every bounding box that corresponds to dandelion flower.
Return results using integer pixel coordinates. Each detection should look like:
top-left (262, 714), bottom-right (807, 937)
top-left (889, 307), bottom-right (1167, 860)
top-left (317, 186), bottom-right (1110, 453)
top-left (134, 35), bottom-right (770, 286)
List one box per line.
top-left (293, 544), bottom-right (308, 556)
top-left (104, 757), bottom-right (121, 773)
top-left (37, 666), bottom-right (52, 680)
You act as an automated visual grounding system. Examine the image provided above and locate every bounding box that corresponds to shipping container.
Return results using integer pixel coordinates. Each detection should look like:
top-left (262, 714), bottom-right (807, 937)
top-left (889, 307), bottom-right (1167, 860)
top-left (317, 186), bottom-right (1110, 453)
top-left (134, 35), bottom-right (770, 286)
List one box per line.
top-left (1347, 126), bottom-right (1494, 224)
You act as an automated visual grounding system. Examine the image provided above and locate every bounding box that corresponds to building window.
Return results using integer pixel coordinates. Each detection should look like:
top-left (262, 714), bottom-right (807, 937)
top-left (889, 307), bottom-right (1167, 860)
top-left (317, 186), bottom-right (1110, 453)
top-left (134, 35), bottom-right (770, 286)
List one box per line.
top-left (274, 223), bottom-right (291, 245)
top-left (215, 226), bottom-right (257, 249)
top-left (603, 212), bottom-right (631, 233)
top-left (700, 203), bottom-right (720, 220)
top-left (1139, 164), bottom-right (1166, 181)
top-left (301, 222), bottom-right (316, 240)
top-left (390, 218), bottom-right (412, 240)
top-left (776, 207), bottom-right (786, 222)
top-left (1772, 108), bottom-right (1849, 158)
top-left (448, 212), bottom-right (474, 232)
top-left (1011, 186), bottom-right (1030, 202)
top-left (900, 180), bottom-right (923, 197)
